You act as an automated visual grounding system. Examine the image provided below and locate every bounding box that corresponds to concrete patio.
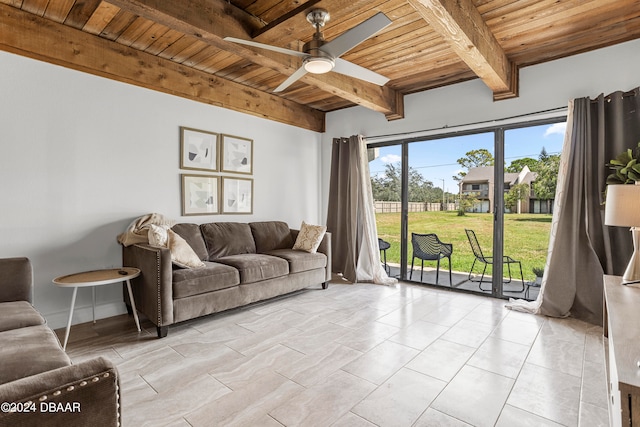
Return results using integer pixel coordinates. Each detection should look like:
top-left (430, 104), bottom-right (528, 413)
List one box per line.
top-left (384, 264), bottom-right (540, 301)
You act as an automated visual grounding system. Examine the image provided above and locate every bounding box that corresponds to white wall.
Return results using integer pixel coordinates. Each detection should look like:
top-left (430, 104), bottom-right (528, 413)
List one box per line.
top-left (322, 39), bottom-right (640, 218)
top-left (0, 51), bottom-right (323, 329)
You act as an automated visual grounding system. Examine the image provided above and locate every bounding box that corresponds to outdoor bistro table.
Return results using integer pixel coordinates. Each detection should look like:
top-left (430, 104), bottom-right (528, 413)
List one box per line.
top-left (53, 267), bottom-right (141, 350)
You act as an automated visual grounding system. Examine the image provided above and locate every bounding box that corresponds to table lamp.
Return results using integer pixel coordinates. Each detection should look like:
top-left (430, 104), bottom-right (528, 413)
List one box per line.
top-left (605, 183), bottom-right (640, 284)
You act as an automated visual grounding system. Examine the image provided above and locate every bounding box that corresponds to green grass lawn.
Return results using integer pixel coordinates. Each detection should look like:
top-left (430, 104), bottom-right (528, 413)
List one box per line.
top-left (376, 211), bottom-right (552, 282)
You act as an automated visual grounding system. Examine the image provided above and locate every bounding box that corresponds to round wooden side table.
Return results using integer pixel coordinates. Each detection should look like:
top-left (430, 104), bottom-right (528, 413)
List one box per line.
top-left (53, 267), bottom-right (141, 350)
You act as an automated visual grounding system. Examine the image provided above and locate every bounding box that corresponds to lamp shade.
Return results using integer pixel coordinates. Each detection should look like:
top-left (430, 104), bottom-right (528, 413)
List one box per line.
top-left (605, 184), bottom-right (640, 226)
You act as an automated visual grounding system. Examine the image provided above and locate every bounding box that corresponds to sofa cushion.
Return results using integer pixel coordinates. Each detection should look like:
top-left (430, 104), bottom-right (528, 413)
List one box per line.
top-left (0, 325), bottom-right (71, 384)
top-left (172, 223), bottom-right (208, 260)
top-left (249, 221), bottom-right (294, 253)
top-left (0, 257), bottom-right (34, 303)
top-left (201, 222), bottom-right (256, 260)
top-left (172, 261), bottom-right (240, 299)
top-left (266, 249), bottom-right (327, 274)
top-left (215, 254), bottom-right (288, 284)
top-left (0, 301), bottom-right (46, 332)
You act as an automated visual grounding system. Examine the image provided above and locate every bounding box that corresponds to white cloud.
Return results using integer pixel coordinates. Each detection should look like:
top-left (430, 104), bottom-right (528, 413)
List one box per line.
top-left (544, 122), bottom-right (567, 137)
top-left (380, 154), bottom-right (401, 164)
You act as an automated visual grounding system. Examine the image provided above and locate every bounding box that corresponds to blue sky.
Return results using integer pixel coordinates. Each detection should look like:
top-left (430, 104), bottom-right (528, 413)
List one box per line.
top-left (369, 122), bottom-right (567, 194)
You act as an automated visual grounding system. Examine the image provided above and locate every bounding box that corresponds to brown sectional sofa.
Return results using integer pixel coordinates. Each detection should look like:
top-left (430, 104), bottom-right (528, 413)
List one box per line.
top-left (123, 221), bottom-right (331, 338)
top-left (0, 257), bottom-right (120, 427)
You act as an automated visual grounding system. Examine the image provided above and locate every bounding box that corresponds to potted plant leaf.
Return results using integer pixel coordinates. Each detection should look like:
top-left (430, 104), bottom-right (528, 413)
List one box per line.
top-left (605, 142), bottom-right (640, 284)
top-left (607, 142), bottom-right (640, 184)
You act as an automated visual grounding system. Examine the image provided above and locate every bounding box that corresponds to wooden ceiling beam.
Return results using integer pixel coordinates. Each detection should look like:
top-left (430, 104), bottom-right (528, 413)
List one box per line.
top-left (0, 3), bottom-right (324, 131)
top-left (407, 0), bottom-right (518, 100)
top-left (251, 0), bottom-right (323, 38)
top-left (107, 0), bottom-right (404, 119)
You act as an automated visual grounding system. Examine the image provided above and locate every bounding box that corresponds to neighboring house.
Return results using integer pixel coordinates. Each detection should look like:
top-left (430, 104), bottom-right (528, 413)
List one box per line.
top-left (460, 166), bottom-right (553, 214)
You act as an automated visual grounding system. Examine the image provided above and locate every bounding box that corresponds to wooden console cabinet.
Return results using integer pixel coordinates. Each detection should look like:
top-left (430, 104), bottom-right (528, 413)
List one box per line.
top-left (604, 274), bottom-right (640, 426)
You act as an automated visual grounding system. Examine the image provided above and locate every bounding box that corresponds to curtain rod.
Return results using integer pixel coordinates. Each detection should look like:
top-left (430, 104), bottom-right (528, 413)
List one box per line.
top-left (594, 87), bottom-right (640, 102)
top-left (364, 106), bottom-right (568, 144)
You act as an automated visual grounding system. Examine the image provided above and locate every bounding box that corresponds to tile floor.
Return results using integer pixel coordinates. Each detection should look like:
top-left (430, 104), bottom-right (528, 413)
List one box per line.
top-left (57, 280), bottom-right (608, 427)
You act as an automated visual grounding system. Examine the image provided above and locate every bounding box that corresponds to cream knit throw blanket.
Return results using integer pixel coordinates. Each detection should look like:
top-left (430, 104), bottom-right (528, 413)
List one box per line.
top-left (117, 213), bottom-right (177, 246)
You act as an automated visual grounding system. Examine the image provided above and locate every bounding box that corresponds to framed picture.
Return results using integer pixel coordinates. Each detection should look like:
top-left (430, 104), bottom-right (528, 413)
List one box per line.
top-left (181, 174), bottom-right (219, 216)
top-left (221, 134), bottom-right (253, 174)
top-left (180, 127), bottom-right (218, 172)
top-left (222, 177), bottom-right (253, 214)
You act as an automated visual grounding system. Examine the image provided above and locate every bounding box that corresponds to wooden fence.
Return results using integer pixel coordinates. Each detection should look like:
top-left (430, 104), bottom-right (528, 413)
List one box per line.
top-left (374, 201), bottom-right (458, 213)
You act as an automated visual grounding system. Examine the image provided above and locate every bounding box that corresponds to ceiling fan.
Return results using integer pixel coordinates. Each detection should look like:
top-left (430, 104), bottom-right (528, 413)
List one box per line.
top-left (224, 9), bottom-right (392, 93)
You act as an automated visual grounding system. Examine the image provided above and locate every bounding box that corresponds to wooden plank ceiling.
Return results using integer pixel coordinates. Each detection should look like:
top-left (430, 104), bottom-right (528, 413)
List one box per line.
top-left (1, 0), bottom-right (639, 132)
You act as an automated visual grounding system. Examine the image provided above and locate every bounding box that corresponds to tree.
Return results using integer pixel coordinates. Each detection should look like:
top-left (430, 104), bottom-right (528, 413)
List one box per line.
top-left (506, 157), bottom-right (538, 173)
top-left (371, 163), bottom-right (401, 201)
top-left (505, 183), bottom-right (530, 213)
top-left (457, 192), bottom-right (479, 216)
top-left (532, 153), bottom-right (560, 212)
top-left (408, 168), bottom-right (434, 202)
top-left (371, 162), bottom-right (436, 202)
top-left (454, 149), bottom-right (494, 182)
top-left (538, 146), bottom-right (550, 162)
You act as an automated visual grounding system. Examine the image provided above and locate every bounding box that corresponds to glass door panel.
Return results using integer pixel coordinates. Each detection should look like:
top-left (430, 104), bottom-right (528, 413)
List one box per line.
top-left (369, 145), bottom-right (403, 279)
top-left (406, 133), bottom-right (494, 294)
top-left (502, 122), bottom-right (565, 300)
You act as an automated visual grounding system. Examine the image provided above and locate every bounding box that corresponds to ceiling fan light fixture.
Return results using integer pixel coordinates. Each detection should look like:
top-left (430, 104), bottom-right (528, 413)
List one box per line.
top-left (303, 57), bottom-right (335, 74)
top-left (226, 9), bottom-right (391, 92)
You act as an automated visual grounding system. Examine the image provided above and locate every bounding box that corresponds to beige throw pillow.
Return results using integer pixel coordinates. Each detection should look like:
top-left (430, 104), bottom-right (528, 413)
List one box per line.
top-left (167, 229), bottom-right (205, 269)
top-left (293, 221), bottom-right (326, 253)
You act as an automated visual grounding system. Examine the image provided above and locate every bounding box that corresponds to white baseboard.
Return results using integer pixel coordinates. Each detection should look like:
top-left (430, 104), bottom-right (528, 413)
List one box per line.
top-left (44, 301), bottom-right (128, 331)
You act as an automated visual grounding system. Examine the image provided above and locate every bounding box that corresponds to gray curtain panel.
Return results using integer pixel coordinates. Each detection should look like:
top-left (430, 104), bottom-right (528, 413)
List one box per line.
top-left (327, 136), bottom-right (361, 282)
top-left (510, 88), bottom-right (640, 325)
top-left (326, 135), bottom-right (398, 285)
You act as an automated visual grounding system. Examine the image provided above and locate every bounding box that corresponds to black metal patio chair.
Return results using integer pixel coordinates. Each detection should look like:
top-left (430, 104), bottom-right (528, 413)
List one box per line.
top-left (410, 233), bottom-right (453, 286)
top-left (465, 229), bottom-right (524, 292)
top-left (378, 238), bottom-right (391, 274)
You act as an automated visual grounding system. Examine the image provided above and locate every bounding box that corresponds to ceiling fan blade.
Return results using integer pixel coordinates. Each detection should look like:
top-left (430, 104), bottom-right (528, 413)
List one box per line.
top-left (224, 37), bottom-right (308, 58)
top-left (273, 66), bottom-right (309, 93)
top-left (321, 12), bottom-right (392, 59)
top-left (333, 58), bottom-right (389, 86)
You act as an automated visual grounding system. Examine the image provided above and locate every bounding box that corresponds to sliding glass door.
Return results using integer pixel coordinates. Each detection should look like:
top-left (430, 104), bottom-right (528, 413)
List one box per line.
top-left (501, 122), bottom-right (565, 299)
top-left (368, 118), bottom-right (566, 300)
